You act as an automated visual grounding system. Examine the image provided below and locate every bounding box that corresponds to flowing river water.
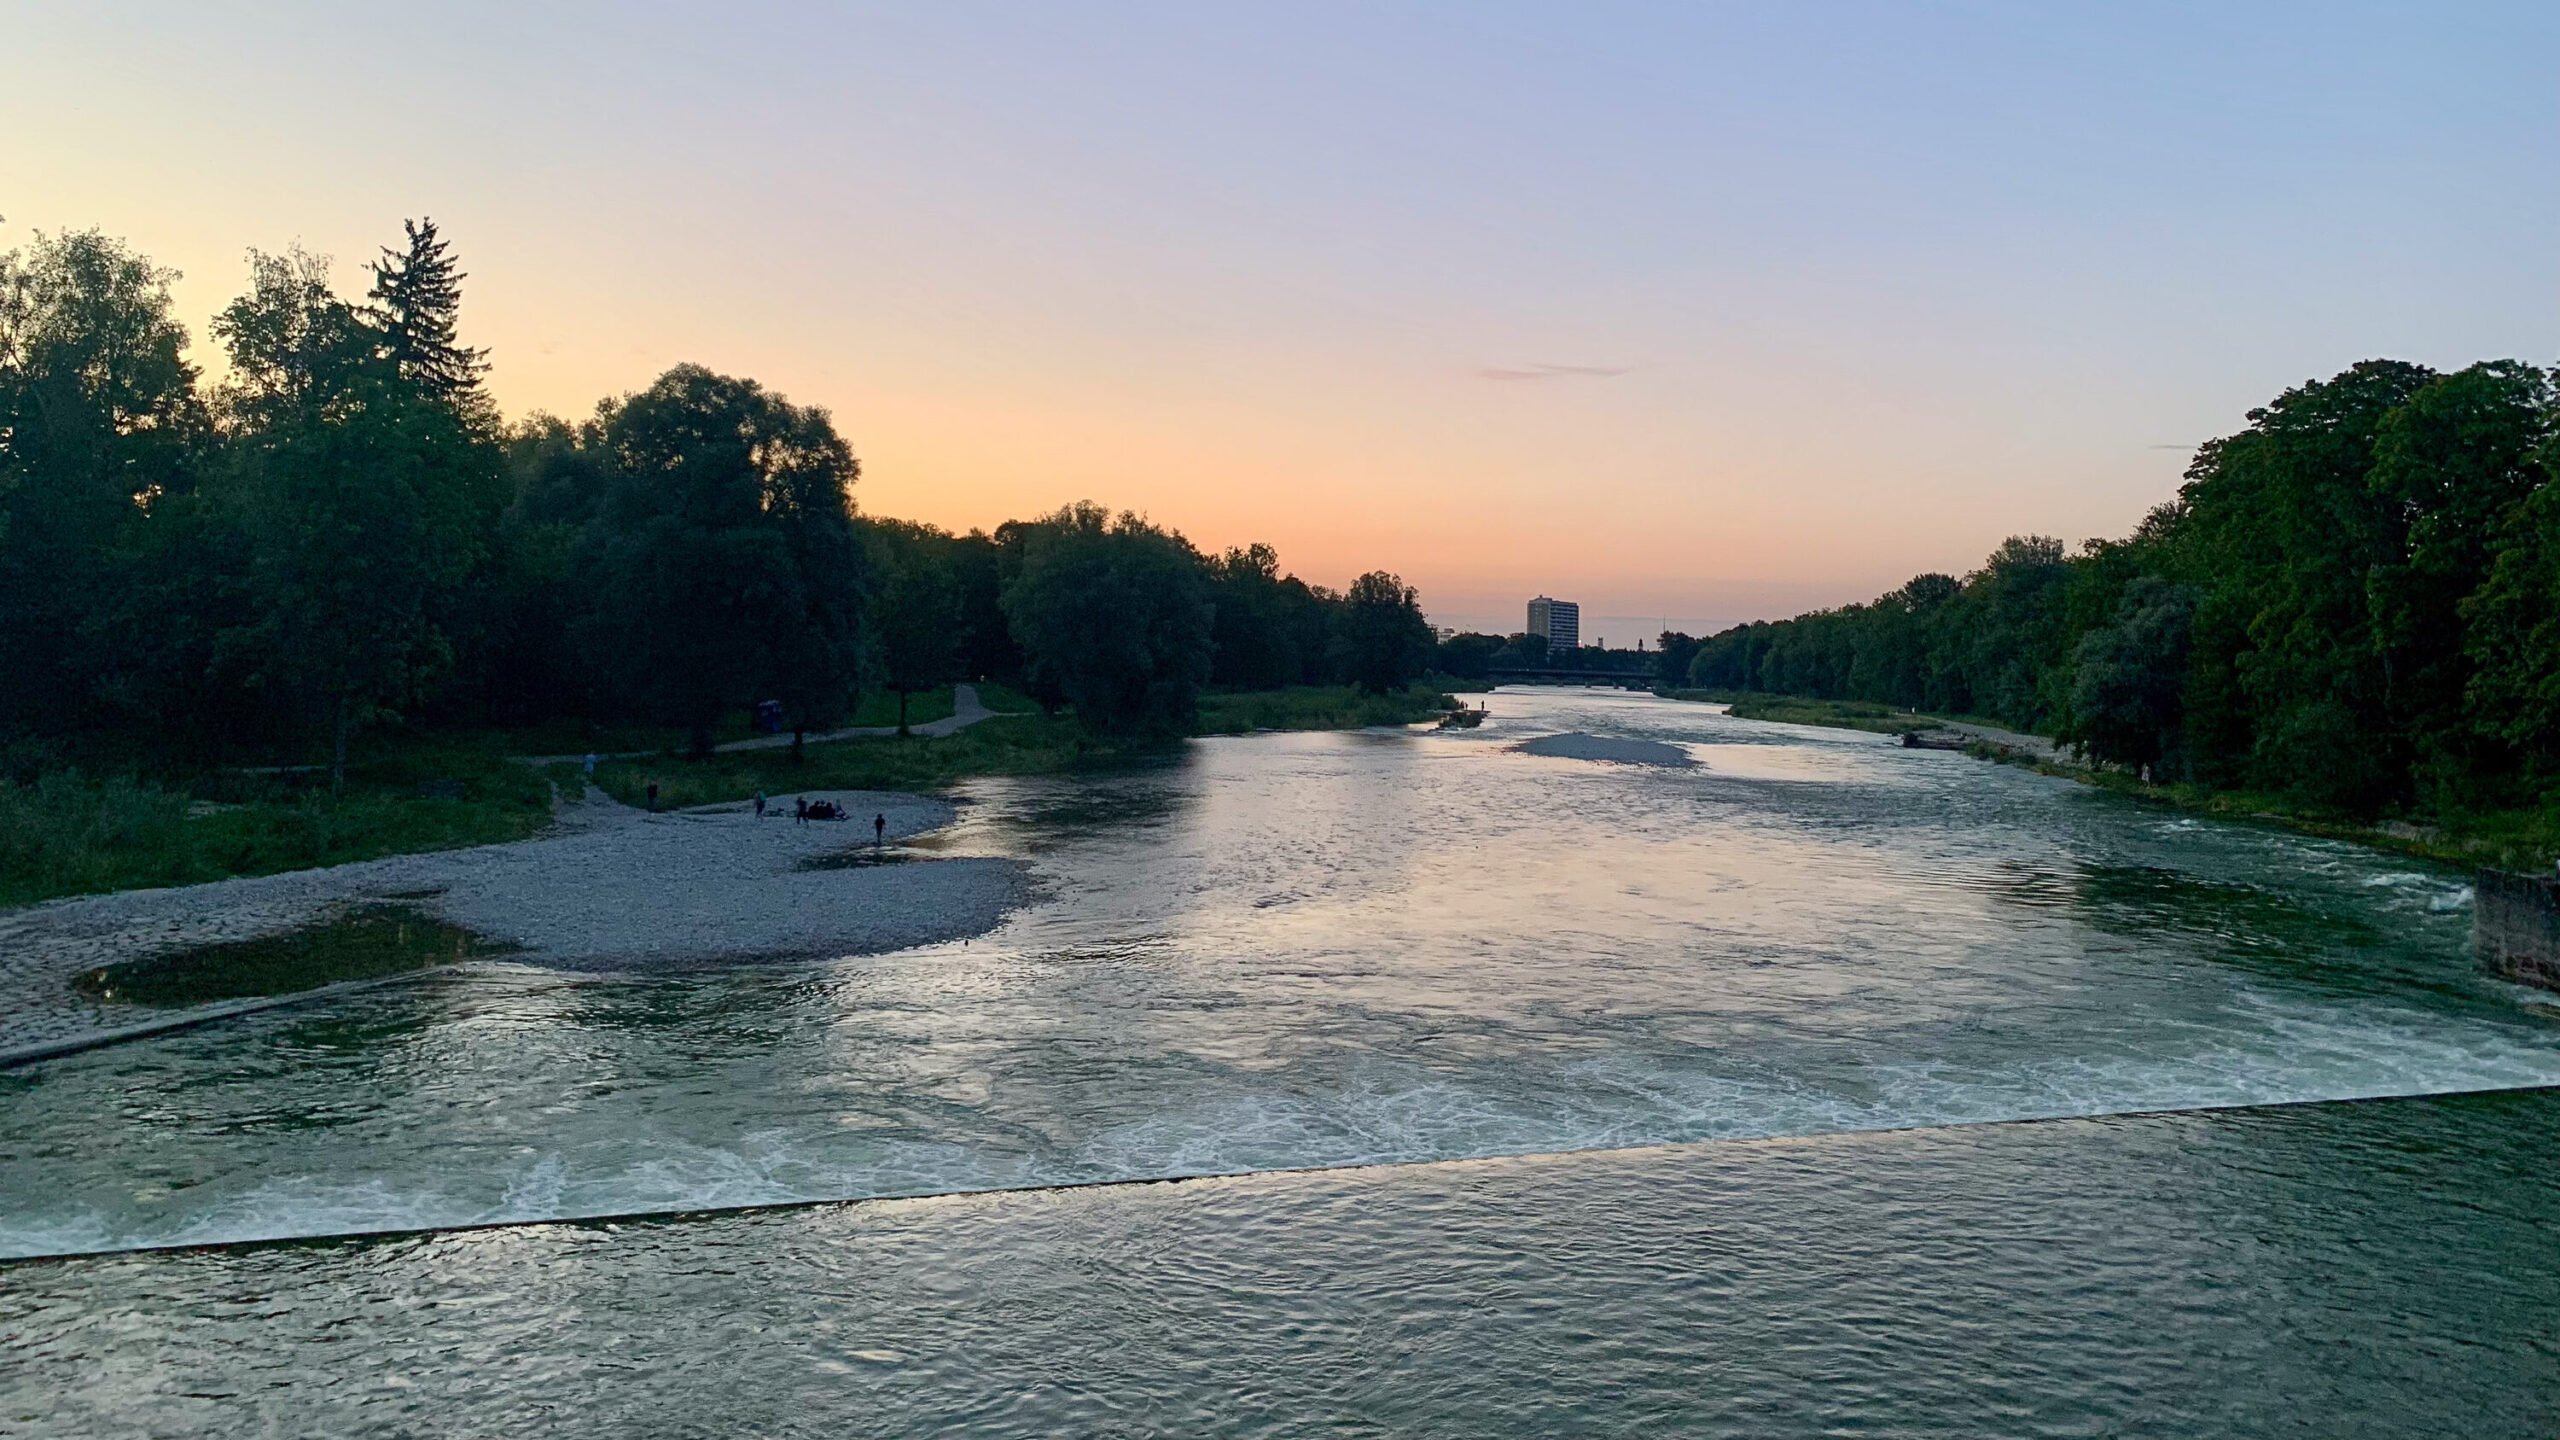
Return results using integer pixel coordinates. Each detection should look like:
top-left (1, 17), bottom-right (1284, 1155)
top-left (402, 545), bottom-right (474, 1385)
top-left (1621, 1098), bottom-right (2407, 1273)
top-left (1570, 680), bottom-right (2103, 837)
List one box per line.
top-left (6, 690), bottom-right (2559, 1434)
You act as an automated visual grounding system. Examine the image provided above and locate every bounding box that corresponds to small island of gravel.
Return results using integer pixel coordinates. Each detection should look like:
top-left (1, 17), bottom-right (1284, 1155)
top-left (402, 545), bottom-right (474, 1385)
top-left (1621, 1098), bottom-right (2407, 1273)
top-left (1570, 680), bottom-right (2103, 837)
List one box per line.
top-left (0, 789), bottom-right (1029, 1065)
top-left (1510, 732), bottom-right (1699, 767)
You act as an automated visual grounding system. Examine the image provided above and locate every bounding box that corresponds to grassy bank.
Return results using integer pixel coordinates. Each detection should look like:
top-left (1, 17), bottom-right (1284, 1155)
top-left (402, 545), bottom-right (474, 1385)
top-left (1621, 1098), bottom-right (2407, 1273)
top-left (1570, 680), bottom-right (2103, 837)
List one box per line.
top-left (1727, 696), bottom-right (1938, 734)
top-left (0, 683), bottom-right (1433, 905)
top-left (1193, 684), bottom-right (1456, 735)
top-left (1982, 748), bottom-right (2560, 873)
top-left (595, 684), bottom-right (1457, 810)
top-left (0, 743), bottom-right (556, 910)
top-left (1659, 687), bottom-right (2558, 872)
top-left (455, 686), bottom-right (964, 760)
top-left (593, 711), bottom-right (1112, 810)
top-left (1659, 689), bottom-right (1942, 735)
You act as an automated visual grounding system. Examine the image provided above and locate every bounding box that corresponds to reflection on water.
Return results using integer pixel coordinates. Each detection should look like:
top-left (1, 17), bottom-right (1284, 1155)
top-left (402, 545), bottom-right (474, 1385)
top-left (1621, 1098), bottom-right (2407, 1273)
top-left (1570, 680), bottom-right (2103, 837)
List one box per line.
top-left (9, 1091), bottom-right (2559, 1437)
top-left (0, 690), bottom-right (2553, 1260)
top-left (794, 846), bottom-right (922, 871)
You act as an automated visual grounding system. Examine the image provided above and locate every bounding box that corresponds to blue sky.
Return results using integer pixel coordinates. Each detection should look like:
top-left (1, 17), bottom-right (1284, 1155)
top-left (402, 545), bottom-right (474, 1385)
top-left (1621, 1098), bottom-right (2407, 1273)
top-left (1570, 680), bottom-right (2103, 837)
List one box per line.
top-left (8, 2), bottom-right (2555, 631)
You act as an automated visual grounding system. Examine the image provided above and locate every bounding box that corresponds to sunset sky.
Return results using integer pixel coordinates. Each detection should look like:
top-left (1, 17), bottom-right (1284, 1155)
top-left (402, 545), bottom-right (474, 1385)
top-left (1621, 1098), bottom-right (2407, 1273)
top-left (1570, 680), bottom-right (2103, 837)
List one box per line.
top-left (8, 2), bottom-right (2555, 637)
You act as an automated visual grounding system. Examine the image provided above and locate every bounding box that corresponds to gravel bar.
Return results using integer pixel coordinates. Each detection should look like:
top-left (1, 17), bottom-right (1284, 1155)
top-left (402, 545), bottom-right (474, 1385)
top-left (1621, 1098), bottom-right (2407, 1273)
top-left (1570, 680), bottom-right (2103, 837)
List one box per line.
top-left (0, 789), bottom-right (1028, 1065)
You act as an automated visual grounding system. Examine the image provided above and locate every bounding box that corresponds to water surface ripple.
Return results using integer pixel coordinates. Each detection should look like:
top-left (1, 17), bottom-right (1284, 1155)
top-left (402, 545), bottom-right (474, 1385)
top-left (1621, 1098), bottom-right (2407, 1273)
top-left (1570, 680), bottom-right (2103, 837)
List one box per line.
top-left (9, 1093), bottom-right (2558, 1436)
top-left (3, 690), bottom-right (2553, 1260)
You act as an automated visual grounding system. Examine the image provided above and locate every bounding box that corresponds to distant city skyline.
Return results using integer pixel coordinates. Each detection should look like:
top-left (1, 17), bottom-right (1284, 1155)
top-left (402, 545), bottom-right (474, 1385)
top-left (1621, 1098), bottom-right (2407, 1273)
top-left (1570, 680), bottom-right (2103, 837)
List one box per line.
top-left (10, 3), bottom-right (2554, 629)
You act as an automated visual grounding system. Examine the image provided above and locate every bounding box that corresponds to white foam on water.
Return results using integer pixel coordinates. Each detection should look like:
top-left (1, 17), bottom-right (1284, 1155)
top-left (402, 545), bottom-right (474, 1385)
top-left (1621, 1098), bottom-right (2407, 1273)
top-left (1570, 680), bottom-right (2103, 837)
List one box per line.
top-left (12, 985), bottom-right (2556, 1261)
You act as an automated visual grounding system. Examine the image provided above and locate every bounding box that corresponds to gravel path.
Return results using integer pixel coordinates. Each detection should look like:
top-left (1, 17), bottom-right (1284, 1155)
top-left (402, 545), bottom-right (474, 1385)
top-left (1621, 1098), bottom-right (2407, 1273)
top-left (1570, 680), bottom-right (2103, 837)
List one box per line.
top-left (0, 787), bottom-right (1028, 1066)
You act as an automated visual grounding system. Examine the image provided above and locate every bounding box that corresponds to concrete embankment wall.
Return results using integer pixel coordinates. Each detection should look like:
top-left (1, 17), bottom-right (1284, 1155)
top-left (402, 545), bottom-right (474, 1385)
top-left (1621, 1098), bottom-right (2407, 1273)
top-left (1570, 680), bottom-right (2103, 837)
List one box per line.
top-left (2477, 869), bottom-right (2560, 992)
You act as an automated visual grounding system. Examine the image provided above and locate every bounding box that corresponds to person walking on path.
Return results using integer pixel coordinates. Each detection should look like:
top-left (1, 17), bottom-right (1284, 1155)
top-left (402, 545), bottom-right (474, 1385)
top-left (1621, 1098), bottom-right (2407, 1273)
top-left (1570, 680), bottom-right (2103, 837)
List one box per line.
top-left (874, 812), bottom-right (886, 848)
top-left (582, 753), bottom-right (599, 781)
top-left (645, 780), bottom-right (659, 814)
top-left (754, 792), bottom-right (767, 820)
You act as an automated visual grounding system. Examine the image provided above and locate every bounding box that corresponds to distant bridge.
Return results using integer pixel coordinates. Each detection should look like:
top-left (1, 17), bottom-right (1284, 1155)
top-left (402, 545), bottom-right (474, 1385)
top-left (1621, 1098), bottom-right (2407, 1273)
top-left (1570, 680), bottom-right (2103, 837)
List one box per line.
top-left (1480, 667), bottom-right (1655, 689)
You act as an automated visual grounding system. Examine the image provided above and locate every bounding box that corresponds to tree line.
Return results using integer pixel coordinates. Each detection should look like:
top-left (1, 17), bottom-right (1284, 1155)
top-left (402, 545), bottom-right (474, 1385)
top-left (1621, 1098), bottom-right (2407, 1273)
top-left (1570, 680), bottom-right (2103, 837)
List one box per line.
top-left (1654, 358), bottom-right (2560, 817)
top-left (0, 222), bottom-right (1438, 782)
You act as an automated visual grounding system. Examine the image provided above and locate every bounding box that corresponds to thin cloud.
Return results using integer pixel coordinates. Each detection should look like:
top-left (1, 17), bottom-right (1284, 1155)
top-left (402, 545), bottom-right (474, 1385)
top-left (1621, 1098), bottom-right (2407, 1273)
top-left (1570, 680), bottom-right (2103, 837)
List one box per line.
top-left (2145, 442), bottom-right (2202, 450)
top-left (1477, 363), bottom-right (1632, 382)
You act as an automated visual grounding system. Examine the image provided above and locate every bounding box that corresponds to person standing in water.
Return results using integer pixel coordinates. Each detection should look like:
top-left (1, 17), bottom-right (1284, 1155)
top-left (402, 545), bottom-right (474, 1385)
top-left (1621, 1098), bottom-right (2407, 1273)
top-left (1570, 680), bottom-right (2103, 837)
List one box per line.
top-left (874, 812), bottom-right (886, 847)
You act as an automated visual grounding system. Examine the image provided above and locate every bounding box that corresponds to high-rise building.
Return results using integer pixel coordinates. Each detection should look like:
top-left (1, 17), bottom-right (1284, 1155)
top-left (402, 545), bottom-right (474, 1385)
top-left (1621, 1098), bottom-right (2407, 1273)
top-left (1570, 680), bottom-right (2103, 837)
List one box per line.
top-left (1526, 596), bottom-right (1580, 650)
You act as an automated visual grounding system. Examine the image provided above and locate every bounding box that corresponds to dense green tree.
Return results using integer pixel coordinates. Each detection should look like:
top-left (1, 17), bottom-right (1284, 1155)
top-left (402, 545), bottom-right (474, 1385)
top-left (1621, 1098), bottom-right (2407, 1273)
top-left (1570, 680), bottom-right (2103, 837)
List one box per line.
top-left (1207, 542), bottom-right (1336, 689)
top-left (0, 230), bottom-right (205, 729)
top-left (208, 248), bottom-right (503, 784)
top-left (999, 503), bottom-right (1213, 736)
top-left (948, 530), bottom-right (1021, 683)
top-left (871, 520), bottom-right (959, 735)
top-left (2062, 577), bottom-right (2197, 773)
top-left (575, 365), bottom-right (870, 756)
top-left (2176, 360), bottom-right (2434, 805)
top-left (2460, 431), bottom-right (2560, 783)
top-left (1438, 631), bottom-right (1503, 681)
top-left (2361, 362), bottom-right (2553, 796)
top-left (1332, 570), bottom-right (1433, 694)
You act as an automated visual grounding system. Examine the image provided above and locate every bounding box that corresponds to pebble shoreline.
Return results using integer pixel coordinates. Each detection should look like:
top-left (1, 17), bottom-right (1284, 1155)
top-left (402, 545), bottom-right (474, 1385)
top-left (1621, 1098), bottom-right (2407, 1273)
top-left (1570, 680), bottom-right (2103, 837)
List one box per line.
top-left (0, 788), bottom-right (1028, 1065)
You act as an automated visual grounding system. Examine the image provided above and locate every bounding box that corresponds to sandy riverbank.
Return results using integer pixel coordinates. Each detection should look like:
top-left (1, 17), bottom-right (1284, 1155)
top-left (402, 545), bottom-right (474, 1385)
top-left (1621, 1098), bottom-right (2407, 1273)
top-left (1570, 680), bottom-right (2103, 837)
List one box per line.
top-left (0, 789), bottom-right (1030, 1063)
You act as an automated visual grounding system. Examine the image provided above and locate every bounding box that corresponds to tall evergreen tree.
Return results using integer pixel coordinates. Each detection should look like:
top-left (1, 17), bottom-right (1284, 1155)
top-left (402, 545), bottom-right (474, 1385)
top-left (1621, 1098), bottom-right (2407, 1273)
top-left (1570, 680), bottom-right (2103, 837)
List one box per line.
top-left (367, 218), bottom-right (488, 412)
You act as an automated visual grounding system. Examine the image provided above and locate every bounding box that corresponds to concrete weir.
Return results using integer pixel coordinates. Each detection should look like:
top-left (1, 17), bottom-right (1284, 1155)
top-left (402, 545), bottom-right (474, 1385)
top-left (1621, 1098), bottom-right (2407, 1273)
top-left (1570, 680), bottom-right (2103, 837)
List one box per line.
top-left (2476, 868), bottom-right (2560, 992)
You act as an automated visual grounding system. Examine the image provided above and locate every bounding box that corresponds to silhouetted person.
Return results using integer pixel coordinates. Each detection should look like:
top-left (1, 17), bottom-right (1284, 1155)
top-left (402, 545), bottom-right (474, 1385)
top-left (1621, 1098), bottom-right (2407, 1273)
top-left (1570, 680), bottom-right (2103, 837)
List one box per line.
top-left (645, 780), bottom-right (659, 813)
top-left (794, 796), bottom-right (808, 824)
top-left (874, 812), bottom-right (886, 847)
top-left (754, 791), bottom-right (766, 819)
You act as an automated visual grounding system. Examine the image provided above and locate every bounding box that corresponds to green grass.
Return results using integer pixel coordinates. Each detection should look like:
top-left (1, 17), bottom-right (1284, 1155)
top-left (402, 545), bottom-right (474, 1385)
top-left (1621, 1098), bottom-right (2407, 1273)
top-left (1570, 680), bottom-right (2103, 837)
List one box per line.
top-left (1192, 684), bottom-right (1456, 735)
top-left (596, 685), bottom-right (1459, 810)
top-left (971, 681), bottom-right (1041, 714)
top-left (1982, 751), bottom-right (2560, 872)
top-left (1722, 695), bottom-right (1939, 734)
top-left (0, 743), bottom-right (557, 910)
top-left (72, 904), bottom-right (513, 1006)
top-left (594, 711), bottom-right (1126, 810)
top-left (844, 687), bottom-right (956, 729)
top-left (2, 682), bottom-right (1455, 904)
top-left (456, 688), bottom-right (963, 759)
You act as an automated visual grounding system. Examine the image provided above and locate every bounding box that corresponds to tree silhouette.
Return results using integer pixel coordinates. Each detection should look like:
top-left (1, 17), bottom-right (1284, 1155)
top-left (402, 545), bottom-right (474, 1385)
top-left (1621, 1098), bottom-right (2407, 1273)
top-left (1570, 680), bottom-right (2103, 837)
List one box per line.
top-left (368, 218), bottom-right (488, 410)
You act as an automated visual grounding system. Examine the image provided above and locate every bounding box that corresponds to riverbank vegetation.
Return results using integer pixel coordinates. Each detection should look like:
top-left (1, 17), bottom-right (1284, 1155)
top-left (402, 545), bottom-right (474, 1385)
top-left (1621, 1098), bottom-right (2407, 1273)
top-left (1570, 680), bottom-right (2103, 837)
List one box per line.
top-left (1193, 683), bottom-right (1456, 735)
top-left (1653, 360), bottom-right (2560, 866)
top-left (1724, 696), bottom-right (1937, 735)
top-left (590, 684), bottom-right (1458, 812)
top-left (0, 219), bottom-right (1447, 902)
top-left (0, 747), bottom-right (555, 910)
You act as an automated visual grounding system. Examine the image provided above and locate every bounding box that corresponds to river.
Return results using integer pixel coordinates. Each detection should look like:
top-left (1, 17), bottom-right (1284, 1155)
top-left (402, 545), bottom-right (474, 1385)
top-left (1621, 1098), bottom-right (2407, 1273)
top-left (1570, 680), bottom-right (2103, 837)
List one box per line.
top-left (5, 689), bottom-right (2557, 1433)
